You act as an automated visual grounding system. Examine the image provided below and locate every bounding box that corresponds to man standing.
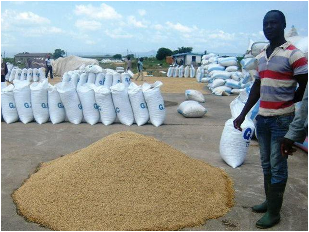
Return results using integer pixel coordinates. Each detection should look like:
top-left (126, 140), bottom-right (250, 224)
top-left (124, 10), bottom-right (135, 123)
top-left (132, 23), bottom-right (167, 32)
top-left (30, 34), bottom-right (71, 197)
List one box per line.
top-left (1, 57), bottom-right (8, 83)
top-left (45, 55), bottom-right (53, 79)
top-left (126, 56), bottom-right (132, 71)
top-left (233, 10), bottom-right (307, 229)
top-left (135, 58), bottom-right (144, 81)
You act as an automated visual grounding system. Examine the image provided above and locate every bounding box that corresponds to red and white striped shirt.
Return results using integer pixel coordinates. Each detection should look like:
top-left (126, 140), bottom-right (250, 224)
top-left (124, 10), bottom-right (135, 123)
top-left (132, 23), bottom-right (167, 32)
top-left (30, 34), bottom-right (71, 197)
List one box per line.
top-left (255, 41), bottom-right (308, 116)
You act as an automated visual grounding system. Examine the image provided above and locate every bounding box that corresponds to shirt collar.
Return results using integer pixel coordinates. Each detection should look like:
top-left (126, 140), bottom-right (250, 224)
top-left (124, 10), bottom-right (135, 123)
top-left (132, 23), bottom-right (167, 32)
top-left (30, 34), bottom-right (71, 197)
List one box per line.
top-left (263, 41), bottom-right (291, 51)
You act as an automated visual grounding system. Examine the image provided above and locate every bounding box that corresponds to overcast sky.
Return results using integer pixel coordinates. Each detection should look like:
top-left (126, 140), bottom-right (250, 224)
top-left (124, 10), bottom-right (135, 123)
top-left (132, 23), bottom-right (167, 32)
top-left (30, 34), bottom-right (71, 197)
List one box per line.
top-left (1, 1), bottom-right (308, 57)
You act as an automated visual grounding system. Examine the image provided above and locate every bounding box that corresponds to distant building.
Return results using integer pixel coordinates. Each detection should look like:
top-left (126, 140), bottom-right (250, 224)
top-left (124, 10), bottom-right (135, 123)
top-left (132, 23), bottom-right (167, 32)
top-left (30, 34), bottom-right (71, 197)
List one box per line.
top-left (14, 52), bottom-right (50, 68)
top-left (172, 53), bottom-right (203, 66)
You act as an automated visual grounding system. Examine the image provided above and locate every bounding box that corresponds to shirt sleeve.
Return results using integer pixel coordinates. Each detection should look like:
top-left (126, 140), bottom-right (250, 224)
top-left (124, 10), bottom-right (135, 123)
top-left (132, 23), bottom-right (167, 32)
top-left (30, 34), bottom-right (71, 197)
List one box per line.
top-left (289, 49), bottom-right (308, 76)
top-left (284, 84), bottom-right (308, 142)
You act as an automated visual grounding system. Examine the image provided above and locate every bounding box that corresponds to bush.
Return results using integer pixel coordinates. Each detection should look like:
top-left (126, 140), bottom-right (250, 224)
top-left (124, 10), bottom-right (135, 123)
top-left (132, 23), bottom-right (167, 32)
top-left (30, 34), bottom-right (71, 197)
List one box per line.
top-left (156, 48), bottom-right (172, 60)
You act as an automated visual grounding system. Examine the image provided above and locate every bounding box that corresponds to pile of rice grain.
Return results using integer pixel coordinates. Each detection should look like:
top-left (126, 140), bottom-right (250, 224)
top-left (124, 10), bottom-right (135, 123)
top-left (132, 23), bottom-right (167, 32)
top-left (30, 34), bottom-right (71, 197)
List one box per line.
top-left (13, 131), bottom-right (234, 231)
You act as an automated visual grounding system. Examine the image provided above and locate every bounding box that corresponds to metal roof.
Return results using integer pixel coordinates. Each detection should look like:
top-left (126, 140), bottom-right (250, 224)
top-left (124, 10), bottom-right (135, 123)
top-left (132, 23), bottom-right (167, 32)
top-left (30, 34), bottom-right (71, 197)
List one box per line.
top-left (14, 53), bottom-right (50, 57)
top-left (172, 52), bottom-right (203, 57)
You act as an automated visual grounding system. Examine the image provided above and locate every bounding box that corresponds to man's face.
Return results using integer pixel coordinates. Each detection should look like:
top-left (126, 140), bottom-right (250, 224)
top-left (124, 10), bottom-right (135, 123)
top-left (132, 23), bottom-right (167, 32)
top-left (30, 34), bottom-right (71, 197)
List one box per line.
top-left (263, 12), bottom-right (285, 41)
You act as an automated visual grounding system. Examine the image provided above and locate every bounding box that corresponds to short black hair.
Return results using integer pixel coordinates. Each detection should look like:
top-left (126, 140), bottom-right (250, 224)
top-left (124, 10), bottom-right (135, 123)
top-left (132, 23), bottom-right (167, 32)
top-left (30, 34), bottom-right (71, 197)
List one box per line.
top-left (266, 10), bottom-right (286, 27)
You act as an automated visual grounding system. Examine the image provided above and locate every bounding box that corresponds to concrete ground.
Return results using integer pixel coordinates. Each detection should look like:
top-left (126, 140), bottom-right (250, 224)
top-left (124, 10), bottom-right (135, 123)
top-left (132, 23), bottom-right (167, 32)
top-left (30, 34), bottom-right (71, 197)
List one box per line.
top-left (1, 92), bottom-right (308, 231)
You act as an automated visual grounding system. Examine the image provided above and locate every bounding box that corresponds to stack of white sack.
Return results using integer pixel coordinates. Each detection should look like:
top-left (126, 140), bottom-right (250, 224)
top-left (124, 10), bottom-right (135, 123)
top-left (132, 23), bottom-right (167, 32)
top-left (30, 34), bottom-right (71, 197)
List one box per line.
top-left (178, 100), bottom-right (207, 118)
top-left (8, 67), bottom-right (46, 83)
top-left (166, 64), bottom-right (196, 78)
top-left (219, 90), bottom-right (256, 168)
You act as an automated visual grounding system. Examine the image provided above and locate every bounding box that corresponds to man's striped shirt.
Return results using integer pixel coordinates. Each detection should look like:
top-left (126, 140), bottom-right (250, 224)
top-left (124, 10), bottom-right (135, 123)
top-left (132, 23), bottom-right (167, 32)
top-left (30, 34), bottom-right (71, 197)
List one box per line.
top-left (255, 41), bottom-right (308, 116)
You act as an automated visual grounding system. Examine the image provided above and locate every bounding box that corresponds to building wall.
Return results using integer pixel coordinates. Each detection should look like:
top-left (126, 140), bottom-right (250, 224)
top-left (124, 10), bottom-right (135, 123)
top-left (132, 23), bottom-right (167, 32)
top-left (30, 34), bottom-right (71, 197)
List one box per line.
top-left (185, 55), bottom-right (202, 66)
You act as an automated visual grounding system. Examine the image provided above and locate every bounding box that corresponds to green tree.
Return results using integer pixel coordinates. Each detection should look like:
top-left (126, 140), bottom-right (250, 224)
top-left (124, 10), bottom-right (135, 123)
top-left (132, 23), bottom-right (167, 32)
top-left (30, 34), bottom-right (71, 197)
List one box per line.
top-left (156, 47), bottom-right (172, 60)
top-left (53, 49), bottom-right (65, 59)
top-left (113, 54), bottom-right (122, 59)
top-left (173, 46), bottom-right (193, 55)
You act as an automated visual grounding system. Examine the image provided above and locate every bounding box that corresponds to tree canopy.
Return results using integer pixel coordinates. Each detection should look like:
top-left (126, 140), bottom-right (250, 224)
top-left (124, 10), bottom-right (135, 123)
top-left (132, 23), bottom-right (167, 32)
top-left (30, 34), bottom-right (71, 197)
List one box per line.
top-left (113, 54), bottom-right (122, 59)
top-left (172, 47), bottom-right (193, 55)
top-left (53, 49), bottom-right (65, 59)
top-left (156, 47), bottom-right (173, 60)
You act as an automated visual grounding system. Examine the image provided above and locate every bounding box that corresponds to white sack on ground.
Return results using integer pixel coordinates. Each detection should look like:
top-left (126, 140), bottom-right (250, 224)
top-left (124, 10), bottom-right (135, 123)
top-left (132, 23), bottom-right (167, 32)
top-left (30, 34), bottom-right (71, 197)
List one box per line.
top-left (38, 68), bottom-right (45, 80)
top-left (57, 82), bottom-right (83, 124)
top-left (87, 72), bottom-right (96, 84)
top-left (189, 65), bottom-right (195, 78)
top-left (184, 66), bottom-right (190, 78)
top-left (95, 73), bottom-right (105, 86)
top-left (26, 68), bottom-right (33, 82)
top-left (30, 79), bottom-right (49, 124)
top-left (173, 66), bottom-right (179, 77)
top-left (15, 69), bottom-right (22, 81)
top-left (112, 73), bottom-right (121, 86)
top-left (21, 68), bottom-right (27, 81)
top-left (195, 67), bottom-right (204, 82)
top-left (9, 68), bottom-right (17, 82)
top-left (31, 68), bottom-right (38, 82)
top-left (13, 80), bottom-right (34, 124)
top-left (94, 86), bottom-right (116, 125)
top-left (142, 81), bottom-right (166, 127)
top-left (110, 83), bottom-right (134, 126)
top-left (121, 73), bottom-right (131, 87)
top-left (128, 82), bottom-right (149, 126)
top-left (220, 118), bottom-right (255, 168)
top-left (71, 73), bottom-right (80, 89)
top-left (185, 89), bottom-right (205, 103)
top-left (48, 84), bottom-right (66, 124)
top-left (77, 84), bottom-right (100, 125)
top-left (104, 73), bottom-right (113, 88)
top-left (77, 73), bottom-right (88, 88)
top-left (1, 84), bottom-right (19, 124)
top-left (62, 72), bottom-right (71, 82)
top-left (167, 66), bottom-right (173, 77)
top-left (212, 86), bottom-right (232, 96)
top-left (178, 65), bottom-right (184, 78)
top-left (178, 100), bottom-right (207, 118)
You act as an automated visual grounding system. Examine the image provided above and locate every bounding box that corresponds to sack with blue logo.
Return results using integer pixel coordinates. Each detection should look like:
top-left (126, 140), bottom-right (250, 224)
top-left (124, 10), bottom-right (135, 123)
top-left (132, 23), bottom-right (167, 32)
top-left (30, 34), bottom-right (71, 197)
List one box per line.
top-left (13, 80), bottom-right (34, 124)
top-left (87, 73), bottom-right (96, 84)
top-left (94, 86), bottom-right (116, 126)
top-left (112, 73), bottom-right (121, 86)
top-left (77, 73), bottom-right (88, 89)
top-left (121, 73), bottom-right (131, 88)
top-left (128, 82), bottom-right (149, 126)
top-left (95, 73), bottom-right (105, 86)
top-left (14, 69), bottom-right (22, 81)
top-left (110, 83), bottom-right (134, 126)
top-left (220, 118), bottom-right (255, 168)
top-left (104, 73), bottom-right (113, 88)
top-left (1, 84), bottom-right (19, 124)
top-left (57, 81), bottom-right (83, 124)
top-left (30, 79), bottom-right (49, 124)
top-left (77, 84), bottom-right (100, 125)
top-left (142, 81), bottom-right (166, 127)
top-left (48, 84), bottom-right (66, 124)
top-left (71, 73), bottom-right (80, 89)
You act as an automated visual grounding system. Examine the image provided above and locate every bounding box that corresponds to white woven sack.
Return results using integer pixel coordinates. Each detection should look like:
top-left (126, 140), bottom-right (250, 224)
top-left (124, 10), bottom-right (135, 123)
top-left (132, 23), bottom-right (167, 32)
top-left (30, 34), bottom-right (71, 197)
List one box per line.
top-left (173, 66), bottom-right (179, 77)
top-left (220, 118), bottom-right (255, 168)
top-left (218, 57), bottom-right (238, 67)
top-left (71, 73), bottom-right (80, 89)
top-left (167, 67), bottom-right (173, 77)
top-left (94, 86), bottom-right (116, 125)
top-left (231, 71), bottom-right (243, 81)
top-left (87, 73), bottom-right (96, 84)
top-left (142, 81), bottom-right (166, 127)
top-left (189, 65), bottom-right (195, 78)
top-left (128, 82), bottom-right (149, 126)
top-left (62, 72), bottom-right (71, 82)
top-left (26, 68), bottom-right (33, 81)
top-left (77, 73), bottom-right (88, 88)
top-left (208, 64), bottom-right (225, 72)
top-left (33, 69), bottom-right (39, 82)
top-left (211, 79), bottom-right (226, 88)
top-left (212, 86), bottom-right (232, 96)
top-left (95, 73), bottom-right (105, 86)
top-left (178, 65), bottom-right (184, 78)
top-left (48, 84), bottom-right (66, 124)
top-left (9, 68), bottom-right (17, 82)
top-left (184, 66), bottom-right (190, 78)
top-left (85, 65), bottom-right (103, 74)
top-left (14, 69), bottom-right (22, 81)
top-left (225, 66), bottom-right (238, 72)
top-left (32, 68), bottom-right (38, 82)
top-left (212, 71), bottom-right (231, 80)
top-left (225, 79), bottom-right (241, 89)
top-left (231, 89), bottom-right (245, 94)
top-left (185, 89), bottom-right (205, 103)
top-left (1, 84), bottom-right (19, 123)
top-left (121, 73), bottom-right (131, 87)
top-left (104, 73), bottom-right (113, 88)
top-left (195, 67), bottom-right (204, 82)
top-left (13, 80), bottom-right (34, 124)
top-left (112, 73), bottom-right (121, 86)
top-left (21, 68), bottom-right (27, 81)
top-left (38, 68), bottom-right (45, 80)
top-left (241, 58), bottom-right (258, 71)
top-left (77, 84), bottom-right (100, 125)
top-left (110, 83), bottom-right (134, 126)
top-left (178, 100), bottom-right (207, 118)
top-left (57, 82), bottom-right (83, 124)
top-left (30, 79), bottom-right (49, 124)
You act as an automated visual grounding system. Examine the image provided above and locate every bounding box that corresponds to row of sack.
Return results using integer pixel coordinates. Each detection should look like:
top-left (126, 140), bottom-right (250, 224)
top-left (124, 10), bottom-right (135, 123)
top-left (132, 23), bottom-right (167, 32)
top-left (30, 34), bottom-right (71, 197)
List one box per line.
top-left (7, 67), bottom-right (46, 82)
top-left (1, 79), bottom-right (166, 127)
top-left (61, 71), bottom-right (133, 89)
top-left (166, 65), bottom-right (196, 78)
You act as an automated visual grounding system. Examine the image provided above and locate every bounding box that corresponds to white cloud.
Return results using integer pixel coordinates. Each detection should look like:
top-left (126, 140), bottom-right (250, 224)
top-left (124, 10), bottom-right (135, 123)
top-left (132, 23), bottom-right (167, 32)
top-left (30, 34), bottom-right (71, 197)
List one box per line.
top-left (85, 40), bottom-right (96, 45)
top-left (208, 30), bottom-right (235, 40)
top-left (128, 16), bottom-right (147, 28)
top-left (138, 9), bottom-right (146, 16)
top-left (166, 21), bottom-right (194, 33)
top-left (153, 24), bottom-right (164, 30)
top-left (22, 26), bottom-right (64, 37)
top-left (75, 20), bottom-right (102, 31)
top-left (105, 28), bottom-right (133, 39)
top-left (75, 3), bottom-right (122, 20)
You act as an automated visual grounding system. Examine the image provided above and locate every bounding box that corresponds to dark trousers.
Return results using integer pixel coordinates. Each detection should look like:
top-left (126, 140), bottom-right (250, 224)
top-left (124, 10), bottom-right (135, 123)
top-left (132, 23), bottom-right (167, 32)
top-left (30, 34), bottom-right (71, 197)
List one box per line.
top-left (1, 75), bottom-right (5, 82)
top-left (45, 66), bottom-right (53, 79)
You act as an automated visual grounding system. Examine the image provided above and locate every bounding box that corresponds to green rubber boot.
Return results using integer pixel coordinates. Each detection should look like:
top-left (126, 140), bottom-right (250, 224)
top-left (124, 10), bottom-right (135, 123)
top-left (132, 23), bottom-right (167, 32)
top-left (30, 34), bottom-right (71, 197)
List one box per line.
top-left (256, 182), bottom-right (286, 229)
top-left (252, 175), bottom-right (271, 213)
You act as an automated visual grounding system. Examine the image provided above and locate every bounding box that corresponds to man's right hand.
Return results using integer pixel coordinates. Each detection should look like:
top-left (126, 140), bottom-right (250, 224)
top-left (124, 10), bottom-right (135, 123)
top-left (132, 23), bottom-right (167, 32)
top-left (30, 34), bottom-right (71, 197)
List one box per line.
top-left (233, 114), bottom-right (246, 131)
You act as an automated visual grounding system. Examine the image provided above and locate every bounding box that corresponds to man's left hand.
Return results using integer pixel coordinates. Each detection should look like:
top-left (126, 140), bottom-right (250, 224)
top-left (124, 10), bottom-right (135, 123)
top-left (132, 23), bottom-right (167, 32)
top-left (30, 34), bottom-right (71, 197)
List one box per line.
top-left (280, 138), bottom-right (297, 158)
